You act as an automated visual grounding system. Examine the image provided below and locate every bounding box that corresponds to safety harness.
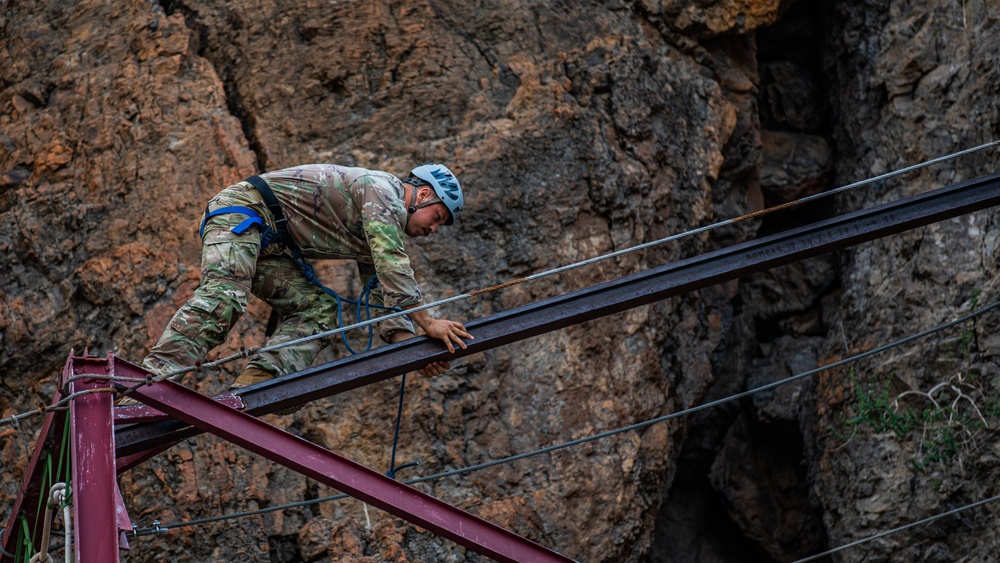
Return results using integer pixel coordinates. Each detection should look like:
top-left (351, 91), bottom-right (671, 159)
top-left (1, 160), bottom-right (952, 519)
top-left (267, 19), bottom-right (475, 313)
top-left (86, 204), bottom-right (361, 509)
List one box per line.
top-left (198, 176), bottom-right (284, 248)
top-left (204, 175), bottom-right (421, 478)
top-left (199, 175), bottom-right (401, 354)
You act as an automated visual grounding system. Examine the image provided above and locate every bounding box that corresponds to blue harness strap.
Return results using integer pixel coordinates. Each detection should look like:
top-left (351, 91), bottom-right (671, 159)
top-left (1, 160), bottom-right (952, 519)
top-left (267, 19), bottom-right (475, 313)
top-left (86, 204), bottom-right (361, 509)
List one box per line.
top-left (200, 205), bottom-right (278, 249)
top-left (200, 177), bottom-right (404, 355)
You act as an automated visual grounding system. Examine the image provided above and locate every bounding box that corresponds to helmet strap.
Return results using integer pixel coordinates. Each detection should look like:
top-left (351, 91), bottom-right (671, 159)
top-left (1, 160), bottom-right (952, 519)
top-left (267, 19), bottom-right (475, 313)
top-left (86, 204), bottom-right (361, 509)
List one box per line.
top-left (407, 183), bottom-right (418, 214)
top-left (403, 183), bottom-right (419, 231)
top-left (404, 179), bottom-right (442, 229)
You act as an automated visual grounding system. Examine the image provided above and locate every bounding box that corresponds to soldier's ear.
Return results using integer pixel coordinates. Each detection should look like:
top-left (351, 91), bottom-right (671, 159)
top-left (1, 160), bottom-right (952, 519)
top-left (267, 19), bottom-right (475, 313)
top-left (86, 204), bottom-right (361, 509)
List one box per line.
top-left (417, 186), bottom-right (434, 203)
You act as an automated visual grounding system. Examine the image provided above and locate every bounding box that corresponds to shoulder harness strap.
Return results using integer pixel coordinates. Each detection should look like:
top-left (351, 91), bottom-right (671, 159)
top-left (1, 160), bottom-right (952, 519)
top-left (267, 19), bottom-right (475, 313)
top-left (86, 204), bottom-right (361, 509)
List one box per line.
top-left (245, 175), bottom-right (294, 252)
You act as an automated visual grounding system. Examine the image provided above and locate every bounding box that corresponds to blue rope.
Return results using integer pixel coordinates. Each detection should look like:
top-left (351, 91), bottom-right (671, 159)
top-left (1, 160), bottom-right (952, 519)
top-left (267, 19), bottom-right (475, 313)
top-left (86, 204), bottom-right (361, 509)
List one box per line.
top-left (290, 251), bottom-right (401, 355)
top-left (200, 207), bottom-right (414, 462)
top-left (386, 372), bottom-right (419, 479)
top-left (288, 250), bottom-right (416, 473)
top-left (281, 240), bottom-right (415, 473)
top-left (200, 207), bottom-right (396, 353)
top-left (0, 526), bottom-right (15, 559)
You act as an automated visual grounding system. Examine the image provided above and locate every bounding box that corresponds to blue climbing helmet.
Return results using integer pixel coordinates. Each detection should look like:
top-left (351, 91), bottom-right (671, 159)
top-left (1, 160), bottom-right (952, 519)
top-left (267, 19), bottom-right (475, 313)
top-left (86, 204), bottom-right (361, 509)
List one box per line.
top-left (408, 164), bottom-right (463, 225)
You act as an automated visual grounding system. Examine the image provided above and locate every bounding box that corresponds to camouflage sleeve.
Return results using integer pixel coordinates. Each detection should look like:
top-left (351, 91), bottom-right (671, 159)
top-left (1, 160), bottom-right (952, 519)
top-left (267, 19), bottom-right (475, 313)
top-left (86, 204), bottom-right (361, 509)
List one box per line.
top-left (354, 175), bottom-right (423, 309)
top-left (357, 261), bottom-right (416, 342)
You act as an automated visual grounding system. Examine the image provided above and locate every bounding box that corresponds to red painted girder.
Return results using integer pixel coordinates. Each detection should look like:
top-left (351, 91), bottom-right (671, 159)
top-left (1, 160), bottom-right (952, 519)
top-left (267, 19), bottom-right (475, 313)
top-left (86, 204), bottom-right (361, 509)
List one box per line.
top-left (113, 356), bottom-right (575, 563)
top-left (113, 394), bottom-right (244, 424)
top-left (69, 355), bottom-right (123, 562)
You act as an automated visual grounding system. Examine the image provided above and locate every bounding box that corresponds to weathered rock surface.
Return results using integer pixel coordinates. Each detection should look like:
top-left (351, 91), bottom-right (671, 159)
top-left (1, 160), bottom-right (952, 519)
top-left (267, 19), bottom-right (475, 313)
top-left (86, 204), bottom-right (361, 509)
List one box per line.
top-left (804, 1), bottom-right (1000, 561)
top-left (2, 0), bottom-right (1000, 562)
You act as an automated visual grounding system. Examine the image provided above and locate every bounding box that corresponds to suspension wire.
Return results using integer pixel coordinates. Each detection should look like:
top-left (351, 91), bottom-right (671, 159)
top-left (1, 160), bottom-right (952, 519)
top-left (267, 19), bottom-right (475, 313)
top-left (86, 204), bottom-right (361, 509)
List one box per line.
top-left (794, 492), bottom-right (1000, 562)
top-left (9, 141), bottom-right (1000, 543)
top-left (404, 299), bottom-right (1000, 482)
top-left (111, 140), bottom-right (1000, 386)
top-left (0, 387), bottom-right (120, 429)
top-left (3, 140), bottom-right (997, 418)
top-left (126, 297), bottom-right (1000, 537)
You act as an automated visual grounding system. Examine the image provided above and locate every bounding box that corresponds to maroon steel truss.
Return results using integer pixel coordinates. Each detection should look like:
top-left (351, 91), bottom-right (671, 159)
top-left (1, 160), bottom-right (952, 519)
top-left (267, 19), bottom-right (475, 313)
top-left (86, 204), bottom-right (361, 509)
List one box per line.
top-left (3, 353), bottom-right (574, 562)
top-left (2, 355), bottom-right (135, 563)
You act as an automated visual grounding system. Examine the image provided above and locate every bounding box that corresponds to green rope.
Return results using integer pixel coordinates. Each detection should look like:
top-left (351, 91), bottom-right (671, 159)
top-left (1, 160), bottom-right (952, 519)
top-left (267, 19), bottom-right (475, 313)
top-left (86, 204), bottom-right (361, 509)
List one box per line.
top-left (31, 453), bottom-right (52, 552)
top-left (9, 419), bottom-right (73, 563)
top-left (6, 413), bottom-right (73, 563)
top-left (57, 416), bottom-right (71, 485)
top-left (18, 515), bottom-right (34, 561)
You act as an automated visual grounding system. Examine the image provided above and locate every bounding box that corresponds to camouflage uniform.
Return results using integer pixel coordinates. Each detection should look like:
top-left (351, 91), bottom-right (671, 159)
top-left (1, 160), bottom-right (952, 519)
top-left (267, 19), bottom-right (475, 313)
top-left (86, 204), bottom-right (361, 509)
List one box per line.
top-left (143, 164), bottom-right (420, 378)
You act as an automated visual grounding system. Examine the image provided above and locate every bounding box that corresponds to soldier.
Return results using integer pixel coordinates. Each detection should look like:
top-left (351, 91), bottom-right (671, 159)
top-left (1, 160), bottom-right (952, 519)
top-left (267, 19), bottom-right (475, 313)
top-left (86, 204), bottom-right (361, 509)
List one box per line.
top-left (140, 163), bottom-right (472, 392)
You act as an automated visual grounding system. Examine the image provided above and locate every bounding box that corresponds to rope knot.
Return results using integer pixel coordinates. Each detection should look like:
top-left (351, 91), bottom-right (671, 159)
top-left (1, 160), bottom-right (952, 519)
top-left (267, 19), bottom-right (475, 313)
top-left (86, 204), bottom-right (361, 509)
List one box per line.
top-left (48, 483), bottom-right (68, 507)
top-left (385, 461), bottom-right (419, 480)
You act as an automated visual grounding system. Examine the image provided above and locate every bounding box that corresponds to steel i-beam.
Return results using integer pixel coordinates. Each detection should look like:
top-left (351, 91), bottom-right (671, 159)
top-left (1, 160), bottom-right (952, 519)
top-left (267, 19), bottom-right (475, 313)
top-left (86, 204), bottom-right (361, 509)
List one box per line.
top-left (116, 172), bottom-right (1000, 458)
top-left (69, 355), bottom-right (123, 562)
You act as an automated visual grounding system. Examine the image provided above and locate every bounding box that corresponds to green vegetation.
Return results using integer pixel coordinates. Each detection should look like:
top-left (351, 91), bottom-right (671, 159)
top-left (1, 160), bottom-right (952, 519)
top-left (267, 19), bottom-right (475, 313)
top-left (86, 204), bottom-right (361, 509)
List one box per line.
top-left (838, 368), bottom-right (917, 439)
top-left (834, 306), bottom-right (998, 470)
top-left (837, 364), bottom-right (992, 470)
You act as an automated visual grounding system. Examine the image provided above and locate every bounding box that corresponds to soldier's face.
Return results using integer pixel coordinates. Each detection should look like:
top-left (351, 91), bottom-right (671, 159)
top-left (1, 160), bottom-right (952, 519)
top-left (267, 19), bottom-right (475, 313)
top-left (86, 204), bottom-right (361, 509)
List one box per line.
top-left (405, 202), bottom-right (449, 237)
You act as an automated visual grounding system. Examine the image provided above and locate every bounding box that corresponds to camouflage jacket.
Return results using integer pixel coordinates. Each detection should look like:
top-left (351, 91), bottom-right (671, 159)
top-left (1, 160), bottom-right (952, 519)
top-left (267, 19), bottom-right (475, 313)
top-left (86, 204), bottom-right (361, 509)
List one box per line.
top-left (259, 164), bottom-right (421, 334)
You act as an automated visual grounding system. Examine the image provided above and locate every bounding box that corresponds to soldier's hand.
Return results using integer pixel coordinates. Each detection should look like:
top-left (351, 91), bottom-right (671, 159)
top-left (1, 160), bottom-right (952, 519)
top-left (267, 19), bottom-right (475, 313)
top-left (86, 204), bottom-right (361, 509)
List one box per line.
top-left (390, 330), bottom-right (455, 378)
top-left (418, 360), bottom-right (451, 378)
top-left (423, 319), bottom-right (473, 354)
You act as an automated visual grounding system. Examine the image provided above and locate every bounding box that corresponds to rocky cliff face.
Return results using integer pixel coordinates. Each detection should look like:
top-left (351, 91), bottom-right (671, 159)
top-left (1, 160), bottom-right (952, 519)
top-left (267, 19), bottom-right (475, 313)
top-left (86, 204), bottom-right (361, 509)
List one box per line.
top-left (2, 0), bottom-right (999, 561)
top-left (805, 2), bottom-right (1000, 561)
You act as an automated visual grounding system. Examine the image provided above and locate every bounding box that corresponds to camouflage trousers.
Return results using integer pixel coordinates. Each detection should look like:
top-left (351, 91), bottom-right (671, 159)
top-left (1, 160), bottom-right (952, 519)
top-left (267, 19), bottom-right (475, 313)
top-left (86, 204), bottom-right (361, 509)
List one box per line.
top-left (143, 182), bottom-right (352, 379)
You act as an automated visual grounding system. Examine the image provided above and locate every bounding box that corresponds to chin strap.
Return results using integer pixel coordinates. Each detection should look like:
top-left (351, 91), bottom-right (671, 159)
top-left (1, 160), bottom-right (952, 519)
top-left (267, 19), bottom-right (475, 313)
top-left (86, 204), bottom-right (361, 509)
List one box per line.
top-left (407, 182), bottom-right (418, 214)
top-left (404, 182), bottom-right (419, 230)
top-left (403, 177), bottom-right (443, 230)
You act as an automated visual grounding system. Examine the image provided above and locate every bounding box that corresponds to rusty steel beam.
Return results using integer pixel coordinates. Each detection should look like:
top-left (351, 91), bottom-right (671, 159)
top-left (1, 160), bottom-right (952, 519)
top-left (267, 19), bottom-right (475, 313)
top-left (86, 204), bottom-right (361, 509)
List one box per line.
top-left (114, 394), bottom-right (244, 424)
top-left (116, 172), bottom-right (1000, 458)
top-left (115, 360), bottom-right (576, 563)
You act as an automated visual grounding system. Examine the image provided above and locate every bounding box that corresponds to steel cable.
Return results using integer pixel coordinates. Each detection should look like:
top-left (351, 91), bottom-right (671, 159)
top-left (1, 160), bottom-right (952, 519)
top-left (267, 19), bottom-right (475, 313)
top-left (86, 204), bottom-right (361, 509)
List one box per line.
top-left (130, 140), bottom-right (1000, 383)
top-left (3, 140), bottom-right (997, 417)
top-left (7, 142), bottom-right (1000, 556)
top-left (0, 387), bottom-right (119, 428)
top-left (793, 492), bottom-right (1000, 562)
top-left (127, 298), bottom-right (1000, 537)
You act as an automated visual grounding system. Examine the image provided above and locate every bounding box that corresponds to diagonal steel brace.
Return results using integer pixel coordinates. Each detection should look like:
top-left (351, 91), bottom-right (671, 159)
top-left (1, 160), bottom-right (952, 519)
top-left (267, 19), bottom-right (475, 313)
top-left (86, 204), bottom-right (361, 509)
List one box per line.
top-left (0, 379), bottom-right (68, 562)
top-left (111, 356), bottom-right (575, 563)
